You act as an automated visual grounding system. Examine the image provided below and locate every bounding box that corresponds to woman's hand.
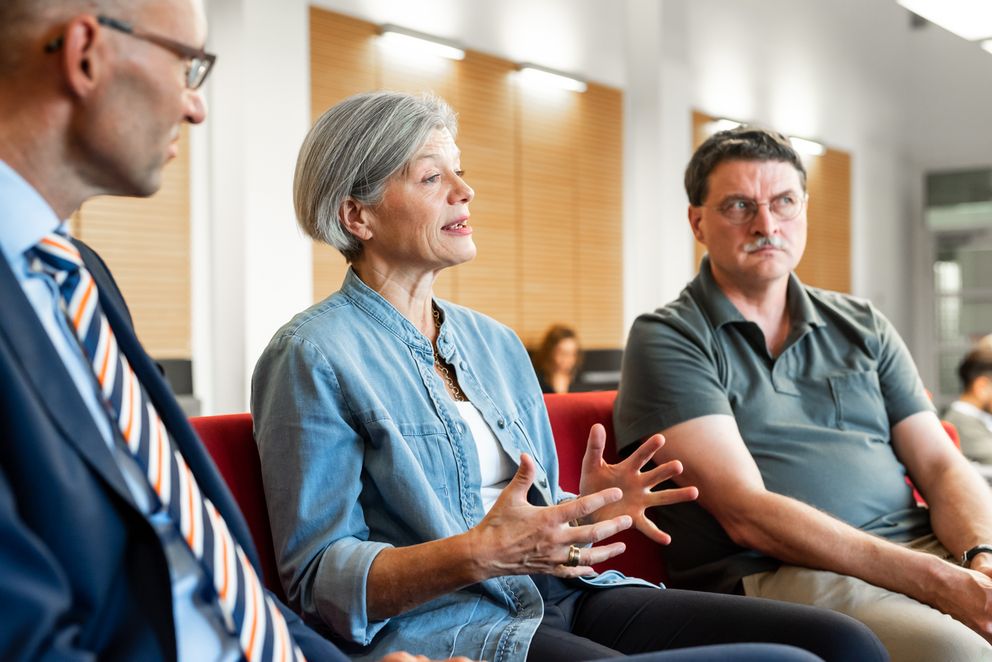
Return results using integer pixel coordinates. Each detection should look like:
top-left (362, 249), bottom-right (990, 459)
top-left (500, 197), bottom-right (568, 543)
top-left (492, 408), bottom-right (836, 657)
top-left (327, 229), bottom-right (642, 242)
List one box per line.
top-left (578, 424), bottom-right (699, 545)
top-left (467, 454), bottom-right (633, 579)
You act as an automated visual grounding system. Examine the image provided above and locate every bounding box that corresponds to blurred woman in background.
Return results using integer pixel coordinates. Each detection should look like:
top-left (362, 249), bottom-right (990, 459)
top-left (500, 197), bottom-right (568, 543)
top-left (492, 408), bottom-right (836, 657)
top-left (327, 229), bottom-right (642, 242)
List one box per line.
top-left (533, 324), bottom-right (582, 394)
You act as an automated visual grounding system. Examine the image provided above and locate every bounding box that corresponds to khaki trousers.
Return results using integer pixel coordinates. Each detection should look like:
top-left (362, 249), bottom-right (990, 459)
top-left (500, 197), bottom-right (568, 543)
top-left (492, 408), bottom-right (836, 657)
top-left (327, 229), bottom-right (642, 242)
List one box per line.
top-left (742, 534), bottom-right (992, 662)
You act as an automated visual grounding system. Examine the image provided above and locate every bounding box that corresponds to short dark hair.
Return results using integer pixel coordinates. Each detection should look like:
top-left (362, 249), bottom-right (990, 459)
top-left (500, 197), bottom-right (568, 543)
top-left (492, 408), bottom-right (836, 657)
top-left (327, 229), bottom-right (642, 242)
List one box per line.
top-left (684, 126), bottom-right (807, 206)
top-left (958, 348), bottom-right (992, 388)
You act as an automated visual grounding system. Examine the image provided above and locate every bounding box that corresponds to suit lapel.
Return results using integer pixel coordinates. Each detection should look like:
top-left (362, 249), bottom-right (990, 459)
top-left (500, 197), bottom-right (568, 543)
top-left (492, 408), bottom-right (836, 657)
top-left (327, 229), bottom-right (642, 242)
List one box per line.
top-left (84, 255), bottom-right (261, 567)
top-left (0, 255), bottom-right (136, 506)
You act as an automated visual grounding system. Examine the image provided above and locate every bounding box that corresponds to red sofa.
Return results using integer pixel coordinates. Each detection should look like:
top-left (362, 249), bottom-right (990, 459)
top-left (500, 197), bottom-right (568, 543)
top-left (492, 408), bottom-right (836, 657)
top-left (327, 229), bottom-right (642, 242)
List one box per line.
top-left (190, 391), bottom-right (667, 600)
top-left (192, 393), bottom-right (961, 596)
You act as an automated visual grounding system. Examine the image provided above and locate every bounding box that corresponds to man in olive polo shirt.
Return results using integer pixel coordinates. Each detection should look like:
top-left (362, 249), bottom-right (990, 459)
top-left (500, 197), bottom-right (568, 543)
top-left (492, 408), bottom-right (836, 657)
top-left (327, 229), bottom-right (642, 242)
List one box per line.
top-left (615, 126), bottom-right (992, 661)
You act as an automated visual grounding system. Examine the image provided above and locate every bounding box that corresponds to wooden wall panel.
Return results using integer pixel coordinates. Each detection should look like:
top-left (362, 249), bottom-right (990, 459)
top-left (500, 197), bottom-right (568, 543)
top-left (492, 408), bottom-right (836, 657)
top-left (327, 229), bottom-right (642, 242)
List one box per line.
top-left (309, 8), bottom-right (376, 300)
top-left (691, 111), bottom-right (851, 293)
top-left (518, 90), bottom-right (581, 344)
top-left (71, 126), bottom-right (191, 357)
top-left (454, 53), bottom-right (519, 328)
top-left (576, 85), bottom-right (624, 347)
top-left (309, 8), bottom-right (624, 348)
top-left (798, 150), bottom-right (851, 293)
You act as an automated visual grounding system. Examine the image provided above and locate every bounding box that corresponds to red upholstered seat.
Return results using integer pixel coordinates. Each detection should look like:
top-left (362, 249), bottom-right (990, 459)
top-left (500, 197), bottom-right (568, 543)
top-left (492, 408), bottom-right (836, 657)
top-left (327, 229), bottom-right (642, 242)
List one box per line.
top-left (189, 413), bottom-right (286, 602)
top-left (192, 394), bottom-right (671, 599)
top-left (544, 390), bottom-right (668, 585)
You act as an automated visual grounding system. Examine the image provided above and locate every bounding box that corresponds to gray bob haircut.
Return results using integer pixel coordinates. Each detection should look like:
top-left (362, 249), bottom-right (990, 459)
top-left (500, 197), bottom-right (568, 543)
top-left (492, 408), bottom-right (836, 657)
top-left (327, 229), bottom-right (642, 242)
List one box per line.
top-left (294, 90), bottom-right (458, 261)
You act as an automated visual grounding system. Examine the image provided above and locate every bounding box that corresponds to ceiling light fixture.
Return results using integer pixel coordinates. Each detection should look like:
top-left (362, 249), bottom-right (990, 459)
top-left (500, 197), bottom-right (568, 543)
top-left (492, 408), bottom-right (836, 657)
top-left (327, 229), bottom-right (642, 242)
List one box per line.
top-left (517, 63), bottom-right (587, 93)
top-left (896, 0), bottom-right (992, 42)
top-left (790, 136), bottom-right (826, 156)
top-left (379, 24), bottom-right (465, 61)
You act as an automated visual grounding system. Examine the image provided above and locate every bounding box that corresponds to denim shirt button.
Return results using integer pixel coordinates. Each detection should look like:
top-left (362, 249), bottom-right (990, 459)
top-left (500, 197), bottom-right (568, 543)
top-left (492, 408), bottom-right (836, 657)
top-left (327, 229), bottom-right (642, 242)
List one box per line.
top-left (539, 478), bottom-right (548, 488)
top-left (460, 360), bottom-right (467, 369)
top-left (497, 418), bottom-right (506, 429)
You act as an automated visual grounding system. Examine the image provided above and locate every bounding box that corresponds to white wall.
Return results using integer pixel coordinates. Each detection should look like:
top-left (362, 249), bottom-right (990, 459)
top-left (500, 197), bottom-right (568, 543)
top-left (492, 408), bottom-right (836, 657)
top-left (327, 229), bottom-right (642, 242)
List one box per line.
top-left (192, 0), bottom-right (992, 411)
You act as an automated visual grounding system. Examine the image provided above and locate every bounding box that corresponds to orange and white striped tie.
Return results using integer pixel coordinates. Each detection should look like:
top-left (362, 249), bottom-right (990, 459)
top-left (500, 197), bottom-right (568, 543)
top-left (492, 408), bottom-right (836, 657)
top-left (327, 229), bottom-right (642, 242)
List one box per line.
top-left (31, 232), bottom-right (304, 662)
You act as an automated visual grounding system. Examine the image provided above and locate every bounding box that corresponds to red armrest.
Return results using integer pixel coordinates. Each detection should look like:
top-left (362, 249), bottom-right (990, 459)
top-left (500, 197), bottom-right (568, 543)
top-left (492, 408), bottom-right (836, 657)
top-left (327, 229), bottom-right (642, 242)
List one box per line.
top-left (544, 391), bottom-right (668, 585)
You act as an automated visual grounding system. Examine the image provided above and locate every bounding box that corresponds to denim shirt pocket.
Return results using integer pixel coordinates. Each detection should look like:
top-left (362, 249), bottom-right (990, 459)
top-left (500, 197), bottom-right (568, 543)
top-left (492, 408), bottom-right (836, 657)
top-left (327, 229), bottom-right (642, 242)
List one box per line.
top-left (395, 421), bottom-right (458, 511)
top-left (828, 370), bottom-right (888, 435)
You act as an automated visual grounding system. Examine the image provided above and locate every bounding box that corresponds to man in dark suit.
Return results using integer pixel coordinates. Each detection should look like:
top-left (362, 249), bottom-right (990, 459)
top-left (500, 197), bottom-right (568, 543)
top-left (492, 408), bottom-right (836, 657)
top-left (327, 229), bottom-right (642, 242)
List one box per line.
top-left (0, 1), bottom-right (355, 659)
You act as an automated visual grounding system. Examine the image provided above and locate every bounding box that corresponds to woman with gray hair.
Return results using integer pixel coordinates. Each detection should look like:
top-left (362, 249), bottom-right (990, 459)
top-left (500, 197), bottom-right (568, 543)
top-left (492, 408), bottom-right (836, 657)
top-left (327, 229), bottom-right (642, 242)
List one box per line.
top-left (251, 90), bottom-right (887, 662)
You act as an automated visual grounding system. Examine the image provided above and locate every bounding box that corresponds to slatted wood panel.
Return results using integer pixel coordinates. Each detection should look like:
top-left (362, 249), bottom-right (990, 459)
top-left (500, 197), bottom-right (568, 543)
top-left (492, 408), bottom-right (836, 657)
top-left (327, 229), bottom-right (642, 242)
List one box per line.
top-left (69, 126), bottom-right (191, 357)
top-left (309, 8), bottom-right (376, 300)
top-left (691, 111), bottom-right (851, 293)
top-left (576, 85), bottom-right (624, 346)
top-left (798, 150), bottom-right (851, 292)
top-left (519, 89), bottom-right (580, 343)
top-left (454, 53), bottom-right (519, 328)
top-left (309, 8), bottom-right (624, 347)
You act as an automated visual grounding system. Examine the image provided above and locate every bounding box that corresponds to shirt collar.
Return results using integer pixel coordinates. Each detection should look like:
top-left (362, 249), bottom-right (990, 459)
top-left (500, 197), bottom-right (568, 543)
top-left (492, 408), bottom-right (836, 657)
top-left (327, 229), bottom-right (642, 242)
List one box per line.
top-left (950, 400), bottom-right (992, 430)
top-left (0, 159), bottom-right (66, 265)
top-left (339, 267), bottom-right (437, 356)
top-left (689, 254), bottom-right (826, 330)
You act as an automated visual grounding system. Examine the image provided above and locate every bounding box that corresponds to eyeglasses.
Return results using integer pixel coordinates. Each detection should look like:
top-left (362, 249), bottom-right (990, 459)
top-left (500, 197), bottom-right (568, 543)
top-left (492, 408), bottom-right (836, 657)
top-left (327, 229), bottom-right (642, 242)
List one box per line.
top-left (707, 192), bottom-right (807, 226)
top-left (45, 15), bottom-right (216, 90)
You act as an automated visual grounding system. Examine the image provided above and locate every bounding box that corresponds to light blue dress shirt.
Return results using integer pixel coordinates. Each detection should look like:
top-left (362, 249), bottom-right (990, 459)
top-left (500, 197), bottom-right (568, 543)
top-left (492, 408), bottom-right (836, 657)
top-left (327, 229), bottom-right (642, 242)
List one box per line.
top-left (252, 268), bottom-right (656, 662)
top-left (0, 160), bottom-right (239, 661)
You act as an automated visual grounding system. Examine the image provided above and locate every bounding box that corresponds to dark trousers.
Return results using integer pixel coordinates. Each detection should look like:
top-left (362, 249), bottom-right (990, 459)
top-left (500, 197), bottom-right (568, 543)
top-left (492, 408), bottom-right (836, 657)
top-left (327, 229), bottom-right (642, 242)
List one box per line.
top-left (526, 582), bottom-right (889, 662)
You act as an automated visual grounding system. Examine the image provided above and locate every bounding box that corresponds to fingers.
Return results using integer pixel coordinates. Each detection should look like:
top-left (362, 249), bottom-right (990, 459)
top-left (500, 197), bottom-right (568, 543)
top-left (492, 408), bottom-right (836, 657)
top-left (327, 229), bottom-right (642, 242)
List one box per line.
top-left (555, 487), bottom-right (622, 525)
top-left (624, 432), bottom-right (666, 471)
top-left (503, 453), bottom-right (536, 502)
top-left (647, 485), bottom-right (699, 508)
top-left (633, 515), bottom-right (674, 546)
top-left (643, 458), bottom-right (684, 485)
top-left (580, 423), bottom-right (607, 477)
top-left (563, 514), bottom-right (633, 545)
top-left (551, 541), bottom-right (627, 578)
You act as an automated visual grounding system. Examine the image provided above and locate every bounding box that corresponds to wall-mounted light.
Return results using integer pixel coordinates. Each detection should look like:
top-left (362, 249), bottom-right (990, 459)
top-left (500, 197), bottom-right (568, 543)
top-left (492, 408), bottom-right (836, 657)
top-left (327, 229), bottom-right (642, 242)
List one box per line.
top-left (982, 39), bottom-right (992, 54)
top-left (789, 136), bottom-right (826, 156)
top-left (517, 63), bottom-right (587, 93)
top-left (379, 24), bottom-right (465, 61)
top-left (896, 0), bottom-right (992, 42)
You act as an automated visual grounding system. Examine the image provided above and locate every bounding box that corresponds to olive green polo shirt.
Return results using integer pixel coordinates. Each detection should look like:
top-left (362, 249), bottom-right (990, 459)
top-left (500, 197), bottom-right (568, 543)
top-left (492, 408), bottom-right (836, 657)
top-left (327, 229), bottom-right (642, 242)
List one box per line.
top-left (614, 256), bottom-right (935, 593)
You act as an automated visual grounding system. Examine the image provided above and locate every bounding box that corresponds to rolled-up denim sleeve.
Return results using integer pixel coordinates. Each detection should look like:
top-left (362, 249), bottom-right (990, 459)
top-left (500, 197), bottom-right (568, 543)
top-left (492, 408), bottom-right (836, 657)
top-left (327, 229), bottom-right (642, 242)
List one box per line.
top-left (251, 333), bottom-right (392, 644)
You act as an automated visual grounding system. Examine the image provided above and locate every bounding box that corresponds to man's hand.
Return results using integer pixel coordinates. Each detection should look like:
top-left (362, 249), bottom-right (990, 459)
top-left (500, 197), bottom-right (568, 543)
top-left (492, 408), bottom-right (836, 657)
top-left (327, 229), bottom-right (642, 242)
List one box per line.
top-left (969, 551), bottom-right (992, 580)
top-left (928, 563), bottom-right (992, 643)
top-left (578, 424), bottom-right (699, 545)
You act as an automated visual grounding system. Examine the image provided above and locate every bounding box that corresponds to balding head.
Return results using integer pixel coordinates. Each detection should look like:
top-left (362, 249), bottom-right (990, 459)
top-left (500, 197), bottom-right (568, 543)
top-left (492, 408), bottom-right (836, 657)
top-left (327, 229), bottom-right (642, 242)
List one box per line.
top-left (0, 1), bottom-right (142, 78)
top-left (0, 0), bottom-right (208, 216)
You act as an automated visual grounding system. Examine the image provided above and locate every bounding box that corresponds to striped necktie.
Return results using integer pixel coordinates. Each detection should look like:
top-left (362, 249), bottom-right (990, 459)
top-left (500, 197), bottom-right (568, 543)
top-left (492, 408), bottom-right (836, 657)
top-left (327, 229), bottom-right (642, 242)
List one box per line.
top-left (30, 232), bottom-right (304, 662)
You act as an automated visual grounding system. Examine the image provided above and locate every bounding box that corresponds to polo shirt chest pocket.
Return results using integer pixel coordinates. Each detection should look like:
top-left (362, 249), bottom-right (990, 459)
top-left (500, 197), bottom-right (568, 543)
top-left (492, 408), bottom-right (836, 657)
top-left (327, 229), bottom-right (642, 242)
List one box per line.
top-left (827, 370), bottom-right (889, 434)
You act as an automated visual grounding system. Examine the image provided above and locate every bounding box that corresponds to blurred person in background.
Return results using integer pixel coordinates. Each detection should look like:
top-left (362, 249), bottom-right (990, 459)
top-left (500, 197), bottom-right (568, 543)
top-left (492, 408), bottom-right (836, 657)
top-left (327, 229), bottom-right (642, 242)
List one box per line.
top-left (943, 346), bottom-right (992, 465)
top-left (533, 324), bottom-right (583, 394)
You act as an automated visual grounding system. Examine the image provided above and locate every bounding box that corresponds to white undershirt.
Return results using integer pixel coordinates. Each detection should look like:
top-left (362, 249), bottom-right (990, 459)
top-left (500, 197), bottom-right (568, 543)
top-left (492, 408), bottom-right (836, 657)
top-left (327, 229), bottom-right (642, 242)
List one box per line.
top-left (454, 401), bottom-right (516, 512)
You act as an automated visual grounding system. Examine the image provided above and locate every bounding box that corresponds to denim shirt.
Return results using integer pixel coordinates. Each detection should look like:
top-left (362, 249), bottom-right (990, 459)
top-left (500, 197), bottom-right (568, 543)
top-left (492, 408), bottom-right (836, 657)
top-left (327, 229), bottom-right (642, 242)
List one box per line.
top-left (252, 269), bottom-right (651, 662)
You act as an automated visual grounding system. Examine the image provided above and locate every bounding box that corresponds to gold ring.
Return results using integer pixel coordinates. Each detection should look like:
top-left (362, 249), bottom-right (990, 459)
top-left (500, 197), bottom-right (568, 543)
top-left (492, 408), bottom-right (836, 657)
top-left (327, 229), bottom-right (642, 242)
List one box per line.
top-left (565, 544), bottom-right (581, 567)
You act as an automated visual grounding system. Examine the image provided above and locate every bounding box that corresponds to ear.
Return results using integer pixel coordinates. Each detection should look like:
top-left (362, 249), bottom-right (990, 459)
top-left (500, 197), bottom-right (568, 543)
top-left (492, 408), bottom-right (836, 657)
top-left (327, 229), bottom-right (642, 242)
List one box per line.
top-left (688, 205), bottom-right (706, 244)
top-left (60, 15), bottom-right (103, 99)
top-left (339, 198), bottom-right (374, 242)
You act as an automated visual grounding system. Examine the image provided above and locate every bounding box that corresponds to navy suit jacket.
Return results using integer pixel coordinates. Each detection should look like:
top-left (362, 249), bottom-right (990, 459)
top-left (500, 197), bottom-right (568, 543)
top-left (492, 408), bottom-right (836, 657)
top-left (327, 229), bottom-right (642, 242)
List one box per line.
top-left (0, 240), bottom-right (347, 661)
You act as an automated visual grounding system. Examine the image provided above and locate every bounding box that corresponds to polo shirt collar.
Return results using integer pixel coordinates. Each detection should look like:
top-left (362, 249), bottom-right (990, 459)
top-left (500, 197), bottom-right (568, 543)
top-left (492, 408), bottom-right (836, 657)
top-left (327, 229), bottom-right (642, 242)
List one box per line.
top-left (690, 255), bottom-right (826, 330)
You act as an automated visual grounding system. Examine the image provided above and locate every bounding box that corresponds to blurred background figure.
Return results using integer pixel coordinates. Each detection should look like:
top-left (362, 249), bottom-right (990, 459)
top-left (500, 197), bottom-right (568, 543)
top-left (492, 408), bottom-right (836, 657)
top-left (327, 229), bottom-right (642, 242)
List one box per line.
top-left (942, 346), bottom-right (992, 465)
top-left (533, 324), bottom-right (583, 393)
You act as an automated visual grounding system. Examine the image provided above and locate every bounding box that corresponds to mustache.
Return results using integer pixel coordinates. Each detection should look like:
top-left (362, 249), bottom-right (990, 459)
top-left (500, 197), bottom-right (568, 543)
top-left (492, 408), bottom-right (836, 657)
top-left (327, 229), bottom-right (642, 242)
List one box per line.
top-left (743, 236), bottom-right (786, 253)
